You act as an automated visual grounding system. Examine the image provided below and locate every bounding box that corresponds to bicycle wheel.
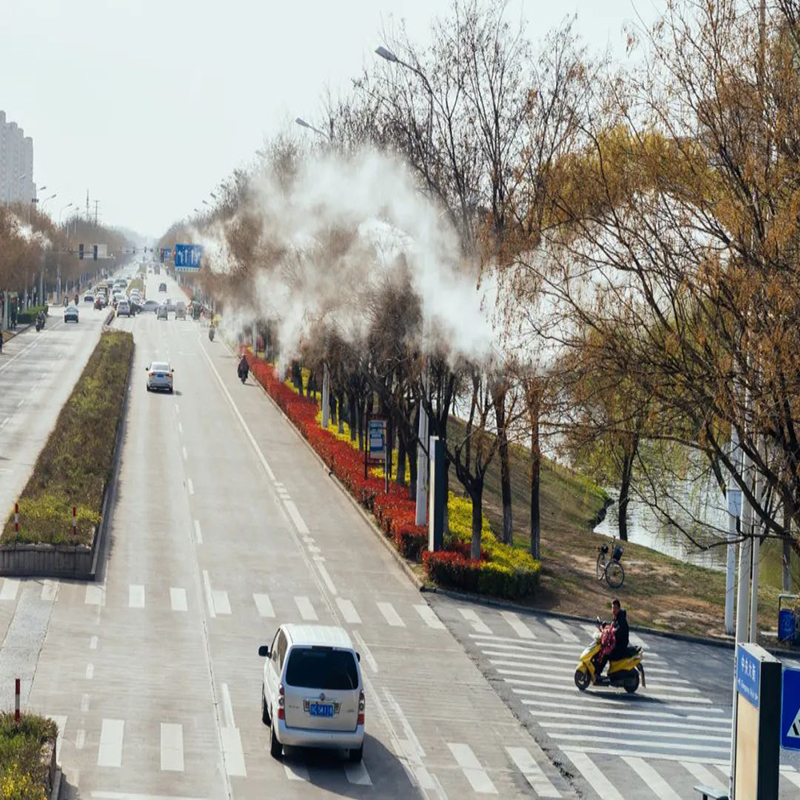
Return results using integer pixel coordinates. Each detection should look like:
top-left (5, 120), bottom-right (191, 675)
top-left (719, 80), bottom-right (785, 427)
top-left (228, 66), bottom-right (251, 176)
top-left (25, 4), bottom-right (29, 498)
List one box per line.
top-left (605, 560), bottom-right (625, 589)
top-left (596, 553), bottom-right (606, 581)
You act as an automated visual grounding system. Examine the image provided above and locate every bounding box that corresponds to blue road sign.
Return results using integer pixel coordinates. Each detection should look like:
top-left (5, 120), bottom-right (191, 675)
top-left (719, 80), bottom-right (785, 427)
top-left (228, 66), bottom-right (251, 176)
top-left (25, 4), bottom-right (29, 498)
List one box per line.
top-left (782, 666), bottom-right (800, 751)
top-left (737, 645), bottom-right (760, 707)
top-left (174, 244), bottom-right (202, 271)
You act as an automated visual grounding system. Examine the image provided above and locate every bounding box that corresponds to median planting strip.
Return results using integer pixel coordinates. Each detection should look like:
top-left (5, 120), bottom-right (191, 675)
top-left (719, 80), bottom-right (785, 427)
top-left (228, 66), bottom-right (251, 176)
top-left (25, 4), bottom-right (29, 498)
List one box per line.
top-left (0, 712), bottom-right (58, 798)
top-left (0, 331), bottom-right (133, 574)
top-left (245, 353), bottom-right (541, 600)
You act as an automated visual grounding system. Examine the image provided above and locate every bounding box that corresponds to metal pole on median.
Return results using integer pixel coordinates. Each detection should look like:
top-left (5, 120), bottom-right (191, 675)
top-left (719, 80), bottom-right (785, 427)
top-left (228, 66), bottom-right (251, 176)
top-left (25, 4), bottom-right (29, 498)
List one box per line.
top-left (322, 362), bottom-right (330, 429)
top-left (725, 429), bottom-right (741, 635)
top-left (415, 372), bottom-right (429, 526)
top-left (14, 678), bottom-right (20, 722)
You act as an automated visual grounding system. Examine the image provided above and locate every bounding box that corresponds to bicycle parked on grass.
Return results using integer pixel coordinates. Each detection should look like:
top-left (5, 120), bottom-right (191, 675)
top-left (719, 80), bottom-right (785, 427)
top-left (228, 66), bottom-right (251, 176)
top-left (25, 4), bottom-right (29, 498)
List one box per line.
top-left (596, 539), bottom-right (625, 588)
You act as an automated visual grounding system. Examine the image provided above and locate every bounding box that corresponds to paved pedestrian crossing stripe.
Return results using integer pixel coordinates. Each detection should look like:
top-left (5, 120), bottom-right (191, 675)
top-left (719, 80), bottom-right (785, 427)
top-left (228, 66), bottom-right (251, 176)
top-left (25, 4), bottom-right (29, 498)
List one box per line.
top-left (170, 588), bottom-right (187, 612)
top-left (459, 608), bottom-right (492, 634)
top-left (448, 743), bottom-right (497, 794)
top-left (415, 603), bottom-right (446, 630)
top-left (254, 593), bottom-right (275, 618)
top-left (377, 601), bottom-right (405, 627)
top-left (337, 598), bottom-right (362, 624)
top-left (295, 595), bottom-right (317, 621)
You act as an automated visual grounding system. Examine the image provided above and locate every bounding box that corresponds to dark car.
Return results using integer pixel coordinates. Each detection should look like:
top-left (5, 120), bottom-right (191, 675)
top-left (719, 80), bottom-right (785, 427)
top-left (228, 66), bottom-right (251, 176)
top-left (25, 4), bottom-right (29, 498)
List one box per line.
top-left (175, 301), bottom-right (186, 320)
top-left (159, 282), bottom-right (167, 292)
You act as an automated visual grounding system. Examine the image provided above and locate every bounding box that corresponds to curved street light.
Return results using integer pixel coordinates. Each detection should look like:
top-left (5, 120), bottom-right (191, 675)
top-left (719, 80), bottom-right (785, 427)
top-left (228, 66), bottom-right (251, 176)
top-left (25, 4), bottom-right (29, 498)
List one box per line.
top-left (58, 202), bottom-right (73, 224)
top-left (295, 117), bottom-right (330, 140)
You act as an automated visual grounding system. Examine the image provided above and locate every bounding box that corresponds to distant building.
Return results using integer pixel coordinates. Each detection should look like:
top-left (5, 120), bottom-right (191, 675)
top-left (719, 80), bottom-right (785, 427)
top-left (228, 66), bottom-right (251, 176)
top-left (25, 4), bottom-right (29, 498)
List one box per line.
top-left (0, 111), bottom-right (36, 204)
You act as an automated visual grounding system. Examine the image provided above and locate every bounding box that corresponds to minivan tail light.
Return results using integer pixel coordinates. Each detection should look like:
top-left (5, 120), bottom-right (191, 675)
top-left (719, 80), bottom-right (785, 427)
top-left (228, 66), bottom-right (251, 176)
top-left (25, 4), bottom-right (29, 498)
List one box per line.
top-left (278, 684), bottom-right (285, 720)
top-left (357, 689), bottom-right (365, 725)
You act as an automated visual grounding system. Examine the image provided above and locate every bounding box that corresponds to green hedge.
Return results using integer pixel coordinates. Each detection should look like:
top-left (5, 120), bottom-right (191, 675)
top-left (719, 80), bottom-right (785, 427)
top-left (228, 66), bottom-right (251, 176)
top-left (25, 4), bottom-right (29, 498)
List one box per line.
top-left (16, 305), bottom-right (48, 325)
top-left (0, 712), bottom-right (57, 796)
top-left (2, 331), bottom-right (133, 546)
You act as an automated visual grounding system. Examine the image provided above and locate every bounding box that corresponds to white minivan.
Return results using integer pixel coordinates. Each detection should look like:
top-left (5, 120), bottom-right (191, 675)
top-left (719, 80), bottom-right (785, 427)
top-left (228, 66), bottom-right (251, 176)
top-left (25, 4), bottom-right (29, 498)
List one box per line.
top-left (258, 624), bottom-right (365, 761)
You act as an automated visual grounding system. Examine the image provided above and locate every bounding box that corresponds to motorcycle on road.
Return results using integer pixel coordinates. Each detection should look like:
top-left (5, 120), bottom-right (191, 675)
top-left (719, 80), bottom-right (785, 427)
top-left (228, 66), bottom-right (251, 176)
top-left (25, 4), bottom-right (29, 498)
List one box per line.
top-left (208, 325), bottom-right (215, 342)
top-left (574, 618), bottom-right (645, 694)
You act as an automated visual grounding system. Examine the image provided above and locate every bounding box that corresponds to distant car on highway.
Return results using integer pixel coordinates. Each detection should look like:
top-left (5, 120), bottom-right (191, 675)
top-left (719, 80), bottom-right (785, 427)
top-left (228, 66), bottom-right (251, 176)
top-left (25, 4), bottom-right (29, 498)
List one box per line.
top-left (94, 296), bottom-right (105, 310)
top-left (83, 292), bottom-right (94, 303)
top-left (64, 306), bottom-right (79, 323)
top-left (116, 301), bottom-right (131, 318)
top-left (157, 304), bottom-right (169, 320)
top-left (175, 301), bottom-right (186, 320)
top-left (258, 624), bottom-right (365, 762)
top-left (145, 361), bottom-right (174, 393)
top-left (159, 282), bottom-right (167, 292)
top-left (142, 299), bottom-right (159, 313)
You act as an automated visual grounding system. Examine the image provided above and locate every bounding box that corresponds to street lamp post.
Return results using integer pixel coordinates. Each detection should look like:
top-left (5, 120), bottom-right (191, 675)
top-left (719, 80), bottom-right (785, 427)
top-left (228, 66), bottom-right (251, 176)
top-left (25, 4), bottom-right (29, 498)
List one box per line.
top-left (376, 44), bottom-right (435, 526)
top-left (56, 203), bottom-right (74, 302)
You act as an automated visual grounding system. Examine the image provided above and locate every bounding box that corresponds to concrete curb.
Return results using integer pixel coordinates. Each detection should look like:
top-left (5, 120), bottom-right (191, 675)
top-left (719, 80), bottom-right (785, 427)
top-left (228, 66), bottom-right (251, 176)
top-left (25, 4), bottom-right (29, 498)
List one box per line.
top-left (1, 323), bottom-right (32, 343)
top-left (235, 348), bottom-right (425, 592)
top-left (51, 766), bottom-right (62, 800)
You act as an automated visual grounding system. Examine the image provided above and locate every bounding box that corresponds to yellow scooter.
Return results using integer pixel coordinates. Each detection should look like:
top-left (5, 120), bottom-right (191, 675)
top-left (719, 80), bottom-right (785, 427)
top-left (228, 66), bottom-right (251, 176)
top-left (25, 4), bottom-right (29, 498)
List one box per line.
top-left (574, 619), bottom-right (646, 694)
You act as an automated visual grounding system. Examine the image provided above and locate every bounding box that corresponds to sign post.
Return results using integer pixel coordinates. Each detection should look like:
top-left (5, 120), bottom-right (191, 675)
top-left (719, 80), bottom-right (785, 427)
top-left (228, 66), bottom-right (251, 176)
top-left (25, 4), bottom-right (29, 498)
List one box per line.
top-left (365, 416), bottom-right (386, 480)
top-left (427, 436), bottom-right (445, 553)
top-left (733, 643), bottom-right (781, 800)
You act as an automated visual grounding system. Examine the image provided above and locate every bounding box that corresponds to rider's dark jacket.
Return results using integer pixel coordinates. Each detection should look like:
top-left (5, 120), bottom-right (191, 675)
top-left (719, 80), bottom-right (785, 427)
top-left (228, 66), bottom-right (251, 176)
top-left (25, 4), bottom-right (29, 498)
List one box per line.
top-left (609, 609), bottom-right (630, 659)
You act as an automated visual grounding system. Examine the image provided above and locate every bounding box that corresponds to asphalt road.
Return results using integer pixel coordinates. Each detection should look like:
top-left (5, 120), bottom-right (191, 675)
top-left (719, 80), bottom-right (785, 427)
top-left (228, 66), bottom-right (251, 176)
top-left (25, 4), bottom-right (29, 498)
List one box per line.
top-left (2, 266), bottom-right (800, 800)
top-left (20, 269), bottom-right (568, 800)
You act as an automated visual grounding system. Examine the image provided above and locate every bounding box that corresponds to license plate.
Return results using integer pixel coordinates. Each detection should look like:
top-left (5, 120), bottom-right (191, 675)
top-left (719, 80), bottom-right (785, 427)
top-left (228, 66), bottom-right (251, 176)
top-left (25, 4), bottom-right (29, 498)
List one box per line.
top-left (157, 374), bottom-right (165, 378)
top-left (308, 703), bottom-right (334, 717)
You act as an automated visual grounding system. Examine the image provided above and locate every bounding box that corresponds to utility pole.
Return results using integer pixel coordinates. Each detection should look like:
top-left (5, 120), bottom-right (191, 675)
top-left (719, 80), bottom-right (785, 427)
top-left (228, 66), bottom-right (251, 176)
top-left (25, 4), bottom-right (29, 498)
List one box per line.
top-left (94, 200), bottom-right (99, 226)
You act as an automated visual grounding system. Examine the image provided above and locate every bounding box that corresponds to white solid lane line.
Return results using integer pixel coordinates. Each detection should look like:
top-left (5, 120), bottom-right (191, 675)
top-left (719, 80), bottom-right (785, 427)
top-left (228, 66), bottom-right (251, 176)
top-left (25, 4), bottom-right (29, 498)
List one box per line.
top-left (187, 478), bottom-right (194, 495)
top-left (50, 715), bottom-right (67, 764)
top-left (336, 598), bottom-right (362, 624)
top-left (501, 611), bottom-right (536, 639)
top-left (97, 719), bottom-right (124, 768)
top-left (447, 743), bottom-right (497, 795)
top-left (202, 570), bottom-right (216, 619)
top-left (505, 747), bottom-right (561, 798)
top-left (160, 723), bottom-right (185, 772)
top-left (344, 761), bottom-right (373, 785)
top-left (565, 751), bottom-right (625, 800)
top-left (0, 579), bottom-right (19, 601)
top-left (316, 562), bottom-right (338, 595)
top-left (284, 762), bottom-right (310, 781)
top-left (459, 608), bottom-right (492, 634)
top-left (623, 757), bottom-right (681, 800)
top-left (284, 499), bottom-right (310, 535)
top-left (682, 761), bottom-right (725, 789)
top-left (253, 593), bottom-right (275, 618)
top-left (415, 604), bottom-right (446, 630)
top-left (377, 601), bottom-right (405, 628)
top-left (170, 588), bottom-right (188, 612)
top-left (295, 596), bottom-right (318, 621)
top-left (128, 584), bottom-right (145, 609)
top-left (85, 585), bottom-right (105, 606)
top-left (193, 519), bottom-right (202, 544)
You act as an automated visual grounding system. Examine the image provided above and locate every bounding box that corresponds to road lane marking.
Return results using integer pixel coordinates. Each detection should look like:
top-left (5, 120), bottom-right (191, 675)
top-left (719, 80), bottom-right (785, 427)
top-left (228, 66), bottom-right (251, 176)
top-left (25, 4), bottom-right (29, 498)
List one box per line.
top-left (129, 584), bottom-right (145, 608)
top-left (85, 585), bottom-right (105, 606)
top-left (220, 727), bottom-right (246, 777)
top-left (523, 707), bottom-right (729, 732)
top-left (0, 418), bottom-right (8, 428)
top-left (89, 636), bottom-right (98, 650)
top-left (85, 664), bottom-right (94, 679)
top-left (253, 593), bottom-right (275, 618)
top-left (542, 720), bottom-right (728, 741)
top-left (377, 602), bottom-right (405, 628)
top-left (469, 632), bottom-right (663, 658)
top-left (447, 743), bottom-right (497, 794)
top-left (336, 598), bottom-right (362, 624)
top-left (501, 611), bottom-right (536, 639)
top-left (563, 751), bottom-right (624, 800)
top-left (783, 771), bottom-right (800, 788)
top-left (187, 478), bottom-right (194, 495)
top-left (295, 596), bottom-right (318, 621)
top-left (415, 604), bottom-right (445, 630)
top-left (351, 630), bottom-right (378, 673)
top-left (623, 757), bottom-right (680, 800)
top-left (344, 761), bottom-right (372, 785)
top-left (193, 519), bottom-right (202, 544)
top-left (170, 588), bottom-right (188, 612)
top-left (178, 422), bottom-right (183, 434)
top-left (316, 563), bottom-right (338, 595)
top-left (212, 591), bottom-right (231, 615)
top-left (221, 684), bottom-right (236, 728)
top-left (41, 580), bottom-right (58, 601)
top-left (506, 747), bottom-right (560, 797)
top-left (0, 579), bottom-right (19, 601)
top-left (553, 732), bottom-right (728, 753)
top-left (160, 723), bottom-right (185, 772)
top-left (682, 762), bottom-right (725, 790)
top-left (543, 618), bottom-right (579, 642)
top-left (510, 677), bottom-right (712, 703)
top-left (202, 571), bottom-right (216, 619)
top-left (516, 691), bottom-right (724, 718)
top-left (459, 608), bottom-right (492, 634)
top-left (182, 446), bottom-right (188, 461)
top-left (50, 714), bottom-right (67, 764)
top-left (76, 729), bottom-right (86, 750)
top-left (284, 500), bottom-right (309, 534)
top-left (17, 399), bottom-right (24, 407)
top-left (97, 719), bottom-right (124, 767)
top-left (81, 694), bottom-right (90, 712)
top-left (284, 762), bottom-right (310, 781)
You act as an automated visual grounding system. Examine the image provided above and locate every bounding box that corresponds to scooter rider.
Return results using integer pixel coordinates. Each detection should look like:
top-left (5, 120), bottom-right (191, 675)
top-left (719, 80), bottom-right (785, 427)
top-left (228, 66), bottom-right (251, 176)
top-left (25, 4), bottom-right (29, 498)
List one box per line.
top-left (597, 599), bottom-right (629, 674)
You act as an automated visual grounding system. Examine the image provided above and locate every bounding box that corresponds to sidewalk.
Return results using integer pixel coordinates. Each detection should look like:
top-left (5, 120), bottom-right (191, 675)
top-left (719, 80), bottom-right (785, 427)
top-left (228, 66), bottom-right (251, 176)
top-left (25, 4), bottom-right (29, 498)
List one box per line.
top-left (1, 323), bottom-right (32, 344)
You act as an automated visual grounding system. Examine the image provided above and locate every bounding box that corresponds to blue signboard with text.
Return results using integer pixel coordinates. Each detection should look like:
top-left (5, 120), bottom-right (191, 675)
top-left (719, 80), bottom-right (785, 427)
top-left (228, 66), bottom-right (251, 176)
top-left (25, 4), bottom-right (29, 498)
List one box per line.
top-left (174, 244), bottom-right (202, 271)
top-left (782, 666), bottom-right (800, 751)
top-left (737, 645), bottom-right (760, 707)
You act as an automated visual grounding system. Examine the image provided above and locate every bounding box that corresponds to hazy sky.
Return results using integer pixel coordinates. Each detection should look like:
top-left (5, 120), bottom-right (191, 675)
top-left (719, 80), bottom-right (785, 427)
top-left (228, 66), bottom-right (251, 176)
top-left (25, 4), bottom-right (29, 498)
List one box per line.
top-left (1, 1), bottom-right (659, 239)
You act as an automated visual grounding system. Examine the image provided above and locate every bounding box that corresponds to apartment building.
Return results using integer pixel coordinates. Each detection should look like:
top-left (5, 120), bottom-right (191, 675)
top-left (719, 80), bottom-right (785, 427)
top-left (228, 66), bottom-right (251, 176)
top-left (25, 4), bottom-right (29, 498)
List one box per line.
top-left (0, 110), bottom-right (36, 204)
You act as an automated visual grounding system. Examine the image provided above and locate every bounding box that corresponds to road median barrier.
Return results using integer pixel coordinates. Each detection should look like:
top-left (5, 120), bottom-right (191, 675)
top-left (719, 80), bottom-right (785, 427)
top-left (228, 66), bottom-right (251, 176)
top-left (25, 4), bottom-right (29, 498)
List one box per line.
top-left (0, 330), bottom-right (133, 579)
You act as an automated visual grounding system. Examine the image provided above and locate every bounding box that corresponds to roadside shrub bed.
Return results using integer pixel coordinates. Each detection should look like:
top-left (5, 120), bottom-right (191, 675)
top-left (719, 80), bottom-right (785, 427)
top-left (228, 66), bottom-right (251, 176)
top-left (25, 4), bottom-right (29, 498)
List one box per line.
top-left (245, 353), bottom-right (540, 599)
top-left (1, 331), bottom-right (134, 546)
top-left (0, 712), bottom-right (58, 798)
top-left (16, 305), bottom-right (48, 325)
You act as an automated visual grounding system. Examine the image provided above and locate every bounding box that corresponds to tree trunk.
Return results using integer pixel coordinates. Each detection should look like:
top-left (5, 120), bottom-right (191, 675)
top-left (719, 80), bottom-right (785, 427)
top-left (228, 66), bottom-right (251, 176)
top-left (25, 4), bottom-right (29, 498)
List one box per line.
top-left (337, 390), bottom-right (345, 434)
top-left (494, 391), bottom-right (513, 545)
top-left (348, 390), bottom-right (358, 442)
top-left (292, 362), bottom-right (304, 397)
top-left (618, 438), bottom-right (638, 542)
top-left (470, 486), bottom-right (483, 561)
top-left (784, 500), bottom-right (794, 592)
top-left (397, 433), bottom-right (407, 486)
top-left (529, 390), bottom-right (541, 560)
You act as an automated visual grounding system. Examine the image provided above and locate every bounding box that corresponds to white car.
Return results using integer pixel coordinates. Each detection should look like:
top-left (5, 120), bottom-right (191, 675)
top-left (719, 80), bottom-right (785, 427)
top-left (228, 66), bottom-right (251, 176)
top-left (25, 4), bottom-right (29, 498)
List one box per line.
top-left (116, 301), bottom-right (131, 317)
top-left (83, 292), bottom-right (94, 303)
top-left (258, 625), bottom-right (365, 762)
top-left (145, 361), bottom-right (174, 393)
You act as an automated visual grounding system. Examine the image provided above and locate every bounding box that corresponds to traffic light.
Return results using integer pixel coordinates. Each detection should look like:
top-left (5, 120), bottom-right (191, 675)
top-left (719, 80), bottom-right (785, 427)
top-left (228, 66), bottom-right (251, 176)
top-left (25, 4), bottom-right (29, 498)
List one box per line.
top-left (93, 245), bottom-right (98, 261)
top-left (78, 243), bottom-right (84, 260)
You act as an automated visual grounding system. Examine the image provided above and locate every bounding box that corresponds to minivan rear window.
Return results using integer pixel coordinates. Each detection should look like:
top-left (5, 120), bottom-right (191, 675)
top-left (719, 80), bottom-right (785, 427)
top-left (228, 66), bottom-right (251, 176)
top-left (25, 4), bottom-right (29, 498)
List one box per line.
top-left (285, 647), bottom-right (359, 690)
